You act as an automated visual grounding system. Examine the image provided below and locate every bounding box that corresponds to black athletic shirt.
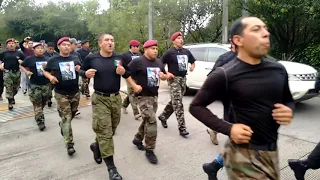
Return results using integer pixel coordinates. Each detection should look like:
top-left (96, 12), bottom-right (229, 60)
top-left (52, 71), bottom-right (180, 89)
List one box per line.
top-left (80, 52), bottom-right (130, 94)
top-left (128, 55), bottom-right (166, 96)
top-left (21, 55), bottom-right (50, 85)
top-left (0, 50), bottom-right (25, 70)
top-left (189, 58), bottom-right (294, 145)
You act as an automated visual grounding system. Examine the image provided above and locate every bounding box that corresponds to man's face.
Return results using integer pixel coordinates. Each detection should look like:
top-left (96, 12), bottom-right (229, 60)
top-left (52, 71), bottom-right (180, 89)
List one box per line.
top-left (173, 36), bottom-right (184, 48)
top-left (27, 41), bottom-right (33, 49)
top-left (7, 42), bottom-right (15, 50)
top-left (99, 35), bottom-right (114, 53)
top-left (145, 46), bottom-right (158, 60)
top-left (66, 65), bottom-right (70, 71)
top-left (233, 17), bottom-right (270, 58)
top-left (58, 41), bottom-right (71, 55)
top-left (15, 41), bottom-right (19, 47)
top-left (82, 42), bottom-right (89, 49)
top-left (47, 47), bottom-right (55, 54)
top-left (34, 45), bottom-right (44, 56)
top-left (71, 43), bottom-right (77, 51)
top-left (130, 46), bottom-right (140, 54)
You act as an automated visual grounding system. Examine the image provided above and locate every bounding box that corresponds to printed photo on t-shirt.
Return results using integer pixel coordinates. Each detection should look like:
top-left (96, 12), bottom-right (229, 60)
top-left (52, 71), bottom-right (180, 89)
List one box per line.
top-left (147, 67), bottom-right (160, 87)
top-left (36, 61), bottom-right (47, 76)
top-left (59, 61), bottom-right (76, 81)
top-left (131, 56), bottom-right (139, 60)
top-left (177, 55), bottom-right (188, 71)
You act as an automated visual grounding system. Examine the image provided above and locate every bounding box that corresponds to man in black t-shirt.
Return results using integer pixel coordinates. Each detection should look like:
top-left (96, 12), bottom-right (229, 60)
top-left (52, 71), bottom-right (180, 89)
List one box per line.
top-left (0, 38), bottom-right (25, 110)
top-left (80, 33), bottom-right (141, 180)
top-left (158, 31), bottom-right (196, 137)
top-left (20, 43), bottom-right (50, 131)
top-left (121, 40), bottom-right (142, 119)
top-left (189, 17), bottom-right (294, 180)
top-left (43, 37), bottom-right (82, 156)
top-left (129, 40), bottom-right (167, 164)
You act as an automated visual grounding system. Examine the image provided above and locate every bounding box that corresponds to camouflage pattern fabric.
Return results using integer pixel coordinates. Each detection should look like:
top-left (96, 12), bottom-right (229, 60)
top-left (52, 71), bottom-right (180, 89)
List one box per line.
top-left (92, 92), bottom-right (121, 158)
top-left (55, 91), bottom-right (80, 145)
top-left (134, 96), bottom-right (158, 150)
top-left (3, 71), bottom-right (20, 99)
top-left (122, 81), bottom-right (139, 115)
top-left (81, 77), bottom-right (90, 96)
top-left (159, 76), bottom-right (186, 130)
top-left (223, 139), bottom-right (280, 180)
top-left (29, 83), bottom-right (51, 124)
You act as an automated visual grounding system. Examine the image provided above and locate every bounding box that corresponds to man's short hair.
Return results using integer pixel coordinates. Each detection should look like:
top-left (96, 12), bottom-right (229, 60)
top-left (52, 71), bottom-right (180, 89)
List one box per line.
top-left (98, 33), bottom-right (113, 42)
top-left (229, 17), bottom-right (249, 45)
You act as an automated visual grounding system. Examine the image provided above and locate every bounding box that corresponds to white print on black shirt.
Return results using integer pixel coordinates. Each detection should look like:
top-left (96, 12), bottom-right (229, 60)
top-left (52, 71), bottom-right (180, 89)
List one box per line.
top-left (177, 55), bottom-right (188, 71)
top-left (36, 61), bottom-right (47, 76)
top-left (131, 56), bottom-right (139, 60)
top-left (147, 67), bottom-right (160, 87)
top-left (59, 61), bottom-right (76, 81)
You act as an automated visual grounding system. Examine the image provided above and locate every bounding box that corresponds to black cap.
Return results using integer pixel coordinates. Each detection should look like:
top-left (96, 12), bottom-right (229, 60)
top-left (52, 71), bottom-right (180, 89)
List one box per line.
top-left (47, 42), bottom-right (55, 47)
top-left (81, 39), bottom-right (88, 44)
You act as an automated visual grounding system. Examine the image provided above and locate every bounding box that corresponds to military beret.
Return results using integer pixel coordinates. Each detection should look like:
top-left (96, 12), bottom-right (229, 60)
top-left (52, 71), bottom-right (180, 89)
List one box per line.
top-left (57, 37), bottom-right (70, 46)
top-left (6, 38), bottom-right (14, 44)
top-left (143, 40), bottom-right (158, 48)
top-left (171, 31), bottom-right (182, 41)
top-left (129, 40), bottom-right (140, 46)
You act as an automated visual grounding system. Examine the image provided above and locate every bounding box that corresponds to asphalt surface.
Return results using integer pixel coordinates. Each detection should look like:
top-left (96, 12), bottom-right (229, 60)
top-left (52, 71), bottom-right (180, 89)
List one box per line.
top-left (0, 82), bottom-right (320, 180)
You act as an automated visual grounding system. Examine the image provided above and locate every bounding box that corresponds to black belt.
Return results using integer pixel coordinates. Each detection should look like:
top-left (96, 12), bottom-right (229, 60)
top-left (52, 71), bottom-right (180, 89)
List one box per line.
top-left (231, 141), bottom-right (277, 151)
top-left (95, 91), bottom-right (119, 97)
top-left (4, 69), bottom-right (19, 72)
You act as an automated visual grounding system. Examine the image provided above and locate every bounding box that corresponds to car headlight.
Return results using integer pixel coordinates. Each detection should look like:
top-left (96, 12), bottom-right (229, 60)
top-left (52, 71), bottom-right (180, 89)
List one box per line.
top-left (288, 74), bottom-right (301, 81)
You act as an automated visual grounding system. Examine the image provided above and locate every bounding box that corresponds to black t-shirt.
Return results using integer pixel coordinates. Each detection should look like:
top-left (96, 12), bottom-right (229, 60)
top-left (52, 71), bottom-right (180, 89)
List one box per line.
top-left (21, 55), bottom-right (50, 85)
top-left (129, 56), bottom-right (166, 96)
top-left (0, 50), bottom-right (25, 70)
top-left (44, 55), bottom-right (81, 95)
top-left (207, 51), bottom-right (237, 76)
top-left (161, 47), bottom-right (196, 77)
top-left (122, 51), bottom-right (142, 67)
top-left (80, 52), bottom-right (130, 94)
top-left (189, 58), bottom-right (294, 145)
top-left (71, 51), bottom-right (82, 62)
top-left (76, 48), bottom-right (93, 62)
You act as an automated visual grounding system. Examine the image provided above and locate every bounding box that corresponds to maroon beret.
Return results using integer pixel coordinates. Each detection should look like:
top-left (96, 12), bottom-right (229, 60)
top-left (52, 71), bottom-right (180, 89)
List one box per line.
top-left (143, 40), bottom-right (158, 48)
top-left (33, 42), bottom-right (43, 48)
top-left (6, 38), bottom-right (14, 44)
top-left (171, 31), bottom-right (182, 41)
top-left (57, 37), bottom-right (70, 46)
top-left (129, 40), bottom-right (140, 47)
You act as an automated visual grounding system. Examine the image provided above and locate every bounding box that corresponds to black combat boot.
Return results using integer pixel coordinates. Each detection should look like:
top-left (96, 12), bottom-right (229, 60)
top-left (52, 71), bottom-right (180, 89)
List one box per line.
top-left (288, 159), bottom-right (309, 180)
top-left (8, 99), bottom-right (13, 110)
top-left (67, 143), bottom-right (76, 156)
top-left (47, 99), bottom-right (52, 107)
top-left (90, 142), bottom-right (102, 164)
top-left (179, 129), bottom-right (189, 136)
top-left (38, 122), bottom-right (46, 131)
top-left (104, 156), bottom-right (122, 180)
top-left (158, 116), bottom-right (167, 128)
top-left (145, 150), bottom-right (158, 164)
top-left (203, 159), bottom-right (223, 180)
top-left (132, 139), bottom-right (145, 151)
top-left (12, 97), bottom-right (15, 104)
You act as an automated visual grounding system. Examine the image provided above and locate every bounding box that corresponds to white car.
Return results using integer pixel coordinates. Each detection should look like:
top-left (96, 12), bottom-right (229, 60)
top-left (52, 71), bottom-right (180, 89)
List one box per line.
top-left (184, 43), bottom-right (319, 102)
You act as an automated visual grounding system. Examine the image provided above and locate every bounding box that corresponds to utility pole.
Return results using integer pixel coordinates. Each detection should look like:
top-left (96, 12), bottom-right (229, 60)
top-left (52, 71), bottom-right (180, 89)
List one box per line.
top-left (222, 0), bottom-right (228, 43)
top-left (242, 0), bottom-right (249, 17)
top-left (148, 0), bottom-right (153, 40)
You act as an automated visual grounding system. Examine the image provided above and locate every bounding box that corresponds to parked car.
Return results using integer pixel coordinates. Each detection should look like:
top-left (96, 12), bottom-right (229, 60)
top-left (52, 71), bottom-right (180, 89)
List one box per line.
top-left (184, 43), bottom-right (319, 102)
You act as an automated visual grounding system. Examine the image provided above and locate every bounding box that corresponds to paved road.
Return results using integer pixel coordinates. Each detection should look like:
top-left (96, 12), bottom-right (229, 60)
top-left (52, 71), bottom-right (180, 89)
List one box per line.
top-left (0, 85), bottom-right (319, 180)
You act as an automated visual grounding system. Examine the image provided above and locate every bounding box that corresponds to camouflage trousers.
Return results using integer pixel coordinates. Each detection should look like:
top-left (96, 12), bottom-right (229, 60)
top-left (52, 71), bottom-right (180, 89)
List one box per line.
top-left (159, 76), bottom-right (186, 130)
top-left (122, 81), bottom-right (139, 115)
top-left (55, 91), bottom-right (80, 145)
top-left (80, 77), bottom-right (90, 96)
top-left (29, 84), bottom-right (51, 124)
top-left (3, 70), bottom-right (20, 99)
top-left (92, 92), bottom-right (121, 158)
top-left (134, 96), bottom-right (158, 150)
top-left (223, 139), bottom-right (280, 180)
